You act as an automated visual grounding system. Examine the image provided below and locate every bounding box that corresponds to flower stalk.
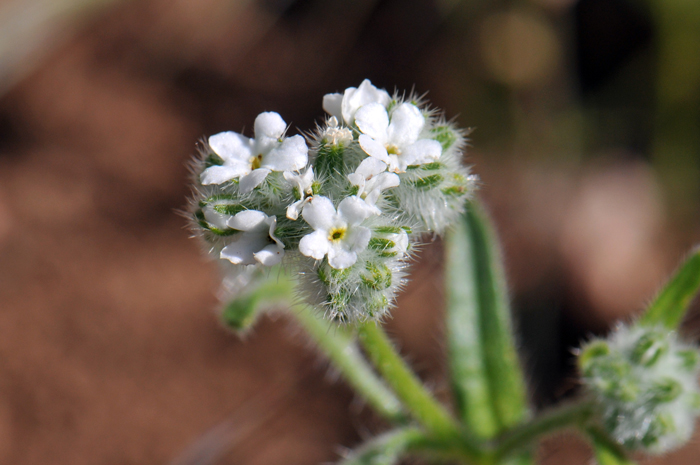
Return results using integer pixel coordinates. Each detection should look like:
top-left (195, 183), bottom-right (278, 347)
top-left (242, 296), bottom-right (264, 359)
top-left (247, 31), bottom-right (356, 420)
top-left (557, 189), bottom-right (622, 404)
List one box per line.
top-left (356, 321), bottom-right (482, 460)
top-left (290, 305), bottom-right (407, 424)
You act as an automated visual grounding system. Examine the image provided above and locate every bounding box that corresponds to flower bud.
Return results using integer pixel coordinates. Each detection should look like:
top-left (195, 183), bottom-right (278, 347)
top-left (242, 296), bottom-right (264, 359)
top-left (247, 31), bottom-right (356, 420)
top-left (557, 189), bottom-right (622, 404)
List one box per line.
top-left (579, 323), bottom-right (700, 453)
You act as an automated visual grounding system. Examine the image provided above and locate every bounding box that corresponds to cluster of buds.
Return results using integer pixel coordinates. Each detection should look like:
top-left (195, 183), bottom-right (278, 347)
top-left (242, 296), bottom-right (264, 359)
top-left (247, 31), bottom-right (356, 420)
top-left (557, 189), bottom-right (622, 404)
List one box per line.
top-left (579, 323), bottom-right (700, 453)
top-left (188, 80), bottom-right (475, 322)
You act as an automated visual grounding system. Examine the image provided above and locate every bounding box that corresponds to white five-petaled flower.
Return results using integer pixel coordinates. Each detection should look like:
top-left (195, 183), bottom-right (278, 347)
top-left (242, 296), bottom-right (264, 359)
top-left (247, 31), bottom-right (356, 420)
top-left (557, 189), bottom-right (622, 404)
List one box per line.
top-left (347, 157), bottom-right (400, 213)
top-left (217, 210), bottom-right (285, 266)
top-left (299, 196), bottom-right (376, 269)
top-left (356, 102), bottom-right (442, 173)
top-left (284, 167), bottom-right (315, 220)
top-left (323, 79), bottom-right (391, 126)
top-left (201, 112), bottom-right (308, 193)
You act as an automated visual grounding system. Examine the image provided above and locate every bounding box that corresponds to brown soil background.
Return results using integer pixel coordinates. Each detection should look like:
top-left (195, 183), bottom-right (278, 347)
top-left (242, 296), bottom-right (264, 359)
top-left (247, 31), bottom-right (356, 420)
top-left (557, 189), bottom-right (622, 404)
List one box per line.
top-left (1, 0), bottom-right (699, 464)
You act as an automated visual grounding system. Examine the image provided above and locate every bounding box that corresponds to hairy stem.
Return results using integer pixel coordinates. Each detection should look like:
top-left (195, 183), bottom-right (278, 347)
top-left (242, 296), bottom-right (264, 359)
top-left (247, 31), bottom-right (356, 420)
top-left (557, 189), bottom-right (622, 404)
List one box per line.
top-left (291, 306), bottom-right (407, 423)
top-left (493, 400), bottom-right (595, 461)
top-left (356, 321), bottom-right (482, 461)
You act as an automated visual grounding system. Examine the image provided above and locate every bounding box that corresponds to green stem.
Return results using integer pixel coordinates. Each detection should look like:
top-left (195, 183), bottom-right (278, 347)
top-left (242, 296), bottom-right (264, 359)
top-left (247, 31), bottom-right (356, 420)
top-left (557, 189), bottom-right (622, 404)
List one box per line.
top-left (337, 427), bottom-right (425, 465)
top-left (338, 426), bottom-right (479, 465)
top-left (493, 400), bottom-right (595, 461)
top-left (291, 306), bottom-right (407, 424)
top-left (356, 321), bottom-right (481, 461)
top-left (586, 425), bottom-right (636, 465)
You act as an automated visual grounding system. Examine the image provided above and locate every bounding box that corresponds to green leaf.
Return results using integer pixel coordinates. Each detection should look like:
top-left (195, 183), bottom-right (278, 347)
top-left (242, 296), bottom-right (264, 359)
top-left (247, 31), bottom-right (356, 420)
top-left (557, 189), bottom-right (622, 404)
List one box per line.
top-left (640, 247), bottom-right (700, 329)
top-left (445, 200), bottom-right (529, 438)
top-left (587, 426), bottom-right (637, 465)
top-left (220, 269), bottom-right (294, 333)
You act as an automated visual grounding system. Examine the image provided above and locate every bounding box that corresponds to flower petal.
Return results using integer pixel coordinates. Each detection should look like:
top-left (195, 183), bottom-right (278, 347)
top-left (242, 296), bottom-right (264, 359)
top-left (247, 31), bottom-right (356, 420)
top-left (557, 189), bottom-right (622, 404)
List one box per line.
top-left (301, 196), bottom-right (336, 231)
top-left (200, 163), bottom-right (250, 185)
top-left (208, 131), bottom-right (253, 162)
top-left (300, 166), bottom-right (315, 188)
top-left (238, 168), bottom-right (271, 194)
top-left (286, 199), bottom-right (304, 220)
top-left (359, 135), bottom-right (392, 165)
top-left (254, 112), bottom-right (287, 139)
top-left (387, 103), bottom-right (424, 147)
top-left (299, 230), bottom-right (330, 260)
top-left (263, 135), bottom-right (308, 172)
top-left (366, 171), bottom-right (400, 193)
top-left (322, 93), bottom-right (343, 121)
top-left (254, 244), bottom-right (284, 266)
top-left (220, 233), bottom-right (262, 265)
top-left (202, 205), bottom-right (230, 230)
top-left (364, 189), bottom-right (382, 210)
top-left (355, 103), bottom-right (389, 141)
top-left (266, 215), bottom-right (284, 248)
top-left (348, 226), bottom-right (371, 253)
top-left (342, 80), bottom-right (391, 124)
top-left (400, 139), bottom-right (442, 168)
top-left (393, 231), bottom-right (409, 255)
top-left (227, 210), bottom-right (268, 231)
top-left (328, 246), bottom-right (357, 270)
top-left (347, 172), bottom-right (365, 189)
top-left (355, 156), bottom-right (388, 178)
top-left (338, 196), bottom-right (375, 225)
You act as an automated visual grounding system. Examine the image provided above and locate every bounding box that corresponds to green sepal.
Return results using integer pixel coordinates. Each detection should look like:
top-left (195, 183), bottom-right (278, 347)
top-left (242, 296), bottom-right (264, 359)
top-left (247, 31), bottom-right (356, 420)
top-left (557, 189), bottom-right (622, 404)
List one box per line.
top-left (430, 125), bottom-right (458, 151)
top-left (194, 209), bottom-right (240, 236)
top-left (407, 161), bottom-right (442, 171)
top-left (411, 174), bottom-right (444, 190)
top-left (640, 247), bottom-right (700, 329)
top-left (212, 204), bottom-right (247, 216)
top-left (204, 152), bottom-right (224, 167)
top-left (445, 200), bottom-right (529, 438)
top-left (368, 237), bottom-right (398, 257)
top-left (361, 263), bottom-right (392, 290)
top-left (374, 226), bottom-right (405, 234)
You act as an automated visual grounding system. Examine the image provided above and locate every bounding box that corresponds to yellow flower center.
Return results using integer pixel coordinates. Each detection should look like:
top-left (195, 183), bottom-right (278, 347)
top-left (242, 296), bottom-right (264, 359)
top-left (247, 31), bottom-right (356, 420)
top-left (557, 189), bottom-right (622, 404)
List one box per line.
top-left (329, 227), bottom-right (346, 242)
top-left (251, 154), bottom-right (263, 170)
top-left (386, 144), bottom-right (401, 155)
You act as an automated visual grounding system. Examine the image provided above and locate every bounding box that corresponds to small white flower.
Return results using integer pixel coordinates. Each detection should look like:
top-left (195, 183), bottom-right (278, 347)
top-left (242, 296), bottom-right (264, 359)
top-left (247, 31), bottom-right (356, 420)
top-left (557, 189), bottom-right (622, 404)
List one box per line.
top-left (299, 196), bottom-right (375, 269)
top-left (321, 116), bottom-right (353, 146)
top-left (356, 102), bottom-right (442, 173)
top-left (323, 79), bottom-right (391, 126)
top-left (201, 112), bottom-right (308, 193)
top-left (347, 157), bottom-right (399, 212)
top-left (283, 167), bottom-right (315, 220)
top-left (219, 210), bottom-right (285, 266)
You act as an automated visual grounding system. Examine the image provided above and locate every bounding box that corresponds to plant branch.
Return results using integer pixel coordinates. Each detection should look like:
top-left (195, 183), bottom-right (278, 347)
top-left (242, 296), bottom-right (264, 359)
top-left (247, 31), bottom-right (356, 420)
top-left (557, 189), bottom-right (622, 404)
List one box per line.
top-left (493, 400), bottom-right (595, 461)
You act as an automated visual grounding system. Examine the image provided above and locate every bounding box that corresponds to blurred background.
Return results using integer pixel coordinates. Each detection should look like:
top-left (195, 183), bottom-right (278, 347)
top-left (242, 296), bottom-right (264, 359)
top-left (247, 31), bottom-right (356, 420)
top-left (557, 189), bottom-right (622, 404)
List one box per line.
top-left (0, 0), bottom-right (699, 463)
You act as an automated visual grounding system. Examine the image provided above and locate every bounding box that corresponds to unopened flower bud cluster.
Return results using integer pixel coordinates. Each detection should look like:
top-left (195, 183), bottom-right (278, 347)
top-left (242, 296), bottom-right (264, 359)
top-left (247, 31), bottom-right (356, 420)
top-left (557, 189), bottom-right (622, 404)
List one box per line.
top-left (579, 323), bottom-right (700, 453)
top-left (189, 80), bottom-right (475, 322)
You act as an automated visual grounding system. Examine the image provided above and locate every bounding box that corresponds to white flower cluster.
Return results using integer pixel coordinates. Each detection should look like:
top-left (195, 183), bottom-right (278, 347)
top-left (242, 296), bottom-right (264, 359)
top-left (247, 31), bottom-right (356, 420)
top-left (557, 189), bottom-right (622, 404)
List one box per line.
top-left (189, 80), bottom-right (476, 322)
top-left (579, 324), bottom-right (700, 453)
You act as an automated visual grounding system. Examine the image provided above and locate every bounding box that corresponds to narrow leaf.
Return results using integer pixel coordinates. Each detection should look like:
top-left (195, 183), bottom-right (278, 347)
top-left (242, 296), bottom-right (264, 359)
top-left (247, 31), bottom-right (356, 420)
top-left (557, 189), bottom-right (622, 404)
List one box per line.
top-left (640, 247), bottom-right (700, 329)
top-left (445, 200), bottom-right (529, 438)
